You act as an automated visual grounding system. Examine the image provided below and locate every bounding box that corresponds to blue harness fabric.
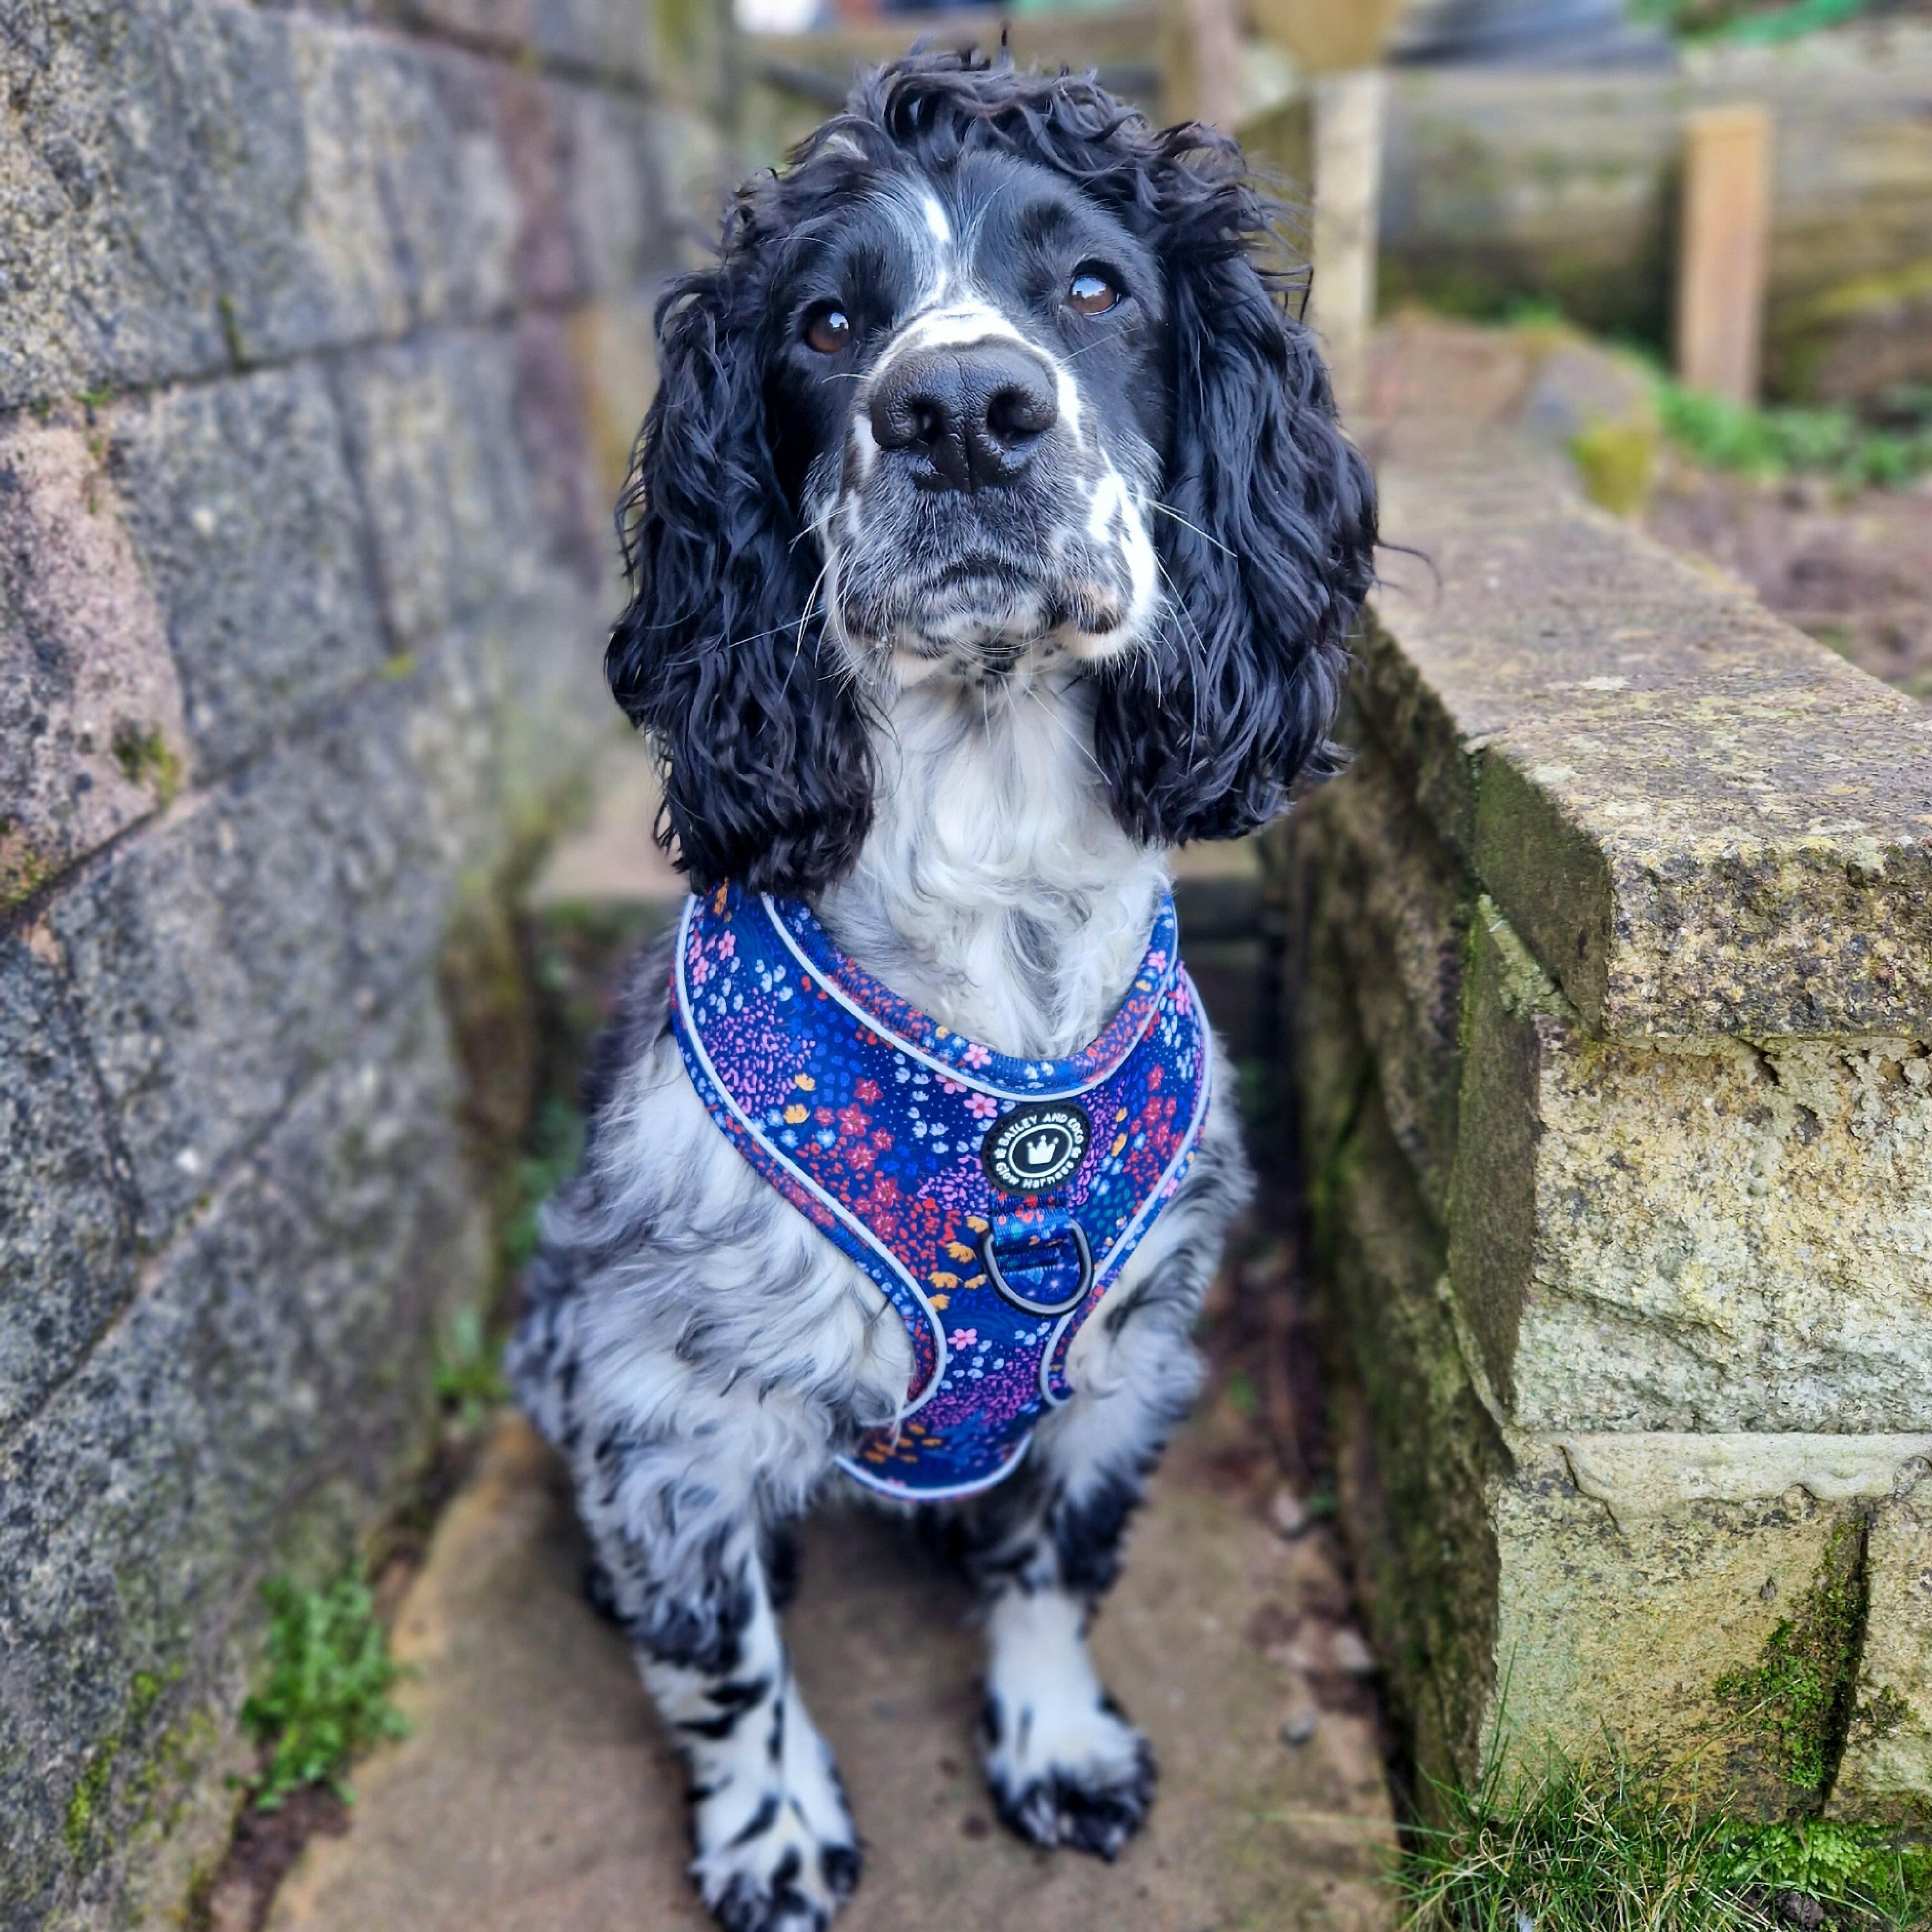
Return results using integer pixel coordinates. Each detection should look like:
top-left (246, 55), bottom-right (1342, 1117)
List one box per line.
top-left (670, 883), bottom-right (1213, 1501)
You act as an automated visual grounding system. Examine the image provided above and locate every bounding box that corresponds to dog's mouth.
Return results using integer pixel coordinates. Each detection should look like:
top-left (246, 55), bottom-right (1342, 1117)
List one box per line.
top-left (830, 529), bottom-right (1144, 679)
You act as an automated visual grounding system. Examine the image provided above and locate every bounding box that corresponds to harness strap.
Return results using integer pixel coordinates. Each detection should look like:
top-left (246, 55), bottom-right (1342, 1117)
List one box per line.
top-left (670, 883), bottom-right (1212, 1501)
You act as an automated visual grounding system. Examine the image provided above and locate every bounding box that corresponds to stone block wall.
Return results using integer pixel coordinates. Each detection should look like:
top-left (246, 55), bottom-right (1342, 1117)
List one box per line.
top-left (0, 6), bottom-right (718, 1926)
top-left (1288, 321), bottom-right (1932, 1823)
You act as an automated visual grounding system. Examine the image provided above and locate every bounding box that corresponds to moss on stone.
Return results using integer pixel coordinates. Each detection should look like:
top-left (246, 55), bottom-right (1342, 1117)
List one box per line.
top-left (63, 1667), bottom-right (171, 1859)
top-left (0, 823), bottom-right (55, 913)
top-left (1568, 417), bottom-right (1658, 516)
top-left (110, 721), bottom-right (181, 805)
top-left (1716, 1517), bottom-right (1868, 1810)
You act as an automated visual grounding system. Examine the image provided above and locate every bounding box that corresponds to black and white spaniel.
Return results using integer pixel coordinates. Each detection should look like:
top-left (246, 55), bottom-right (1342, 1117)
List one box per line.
top-left (510, 48), bottom-right (1375, 1932)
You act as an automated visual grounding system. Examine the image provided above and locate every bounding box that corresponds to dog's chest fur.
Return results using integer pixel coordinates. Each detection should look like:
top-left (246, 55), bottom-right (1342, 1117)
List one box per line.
top-left (815, 672), bottom-right (1169, 1060)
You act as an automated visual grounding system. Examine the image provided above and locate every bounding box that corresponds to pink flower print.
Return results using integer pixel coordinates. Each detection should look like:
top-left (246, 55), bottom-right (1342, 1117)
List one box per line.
top-left (856, 1078), bottom-right (882, 1104)
top-left (717, 930), bottom-right (735, 959)
top-left (961, 1043), bottom-right (992, 1068)
top-left (690, 954), bottom-right (711, 986)
top-left (838, 1104), bottom-right (867, 1136)
top-left (949, 1328), bottom-right (978, 1350)
top-left (963, 1091), bottom-right (998, 1120)
top-left (936, 1074), bottom-right (963, 1095)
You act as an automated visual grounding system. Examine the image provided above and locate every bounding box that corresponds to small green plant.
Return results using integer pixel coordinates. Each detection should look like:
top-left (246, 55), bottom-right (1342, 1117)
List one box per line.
top-left (1655, 379), bottom-right (1932, 491)
top-left (1632, 0), bottom-right (1873, 45)
top-left (435, 1303), bottom-right (508, 1426)
top-left (110, 723), bottom-right (181, 804)
top-left (500, 1094), bottom-right (584, 1276)
top-left (1400, 1749), bottom-right (1932, 1931)
top-left (240, 1576), bottom-right (408, 1809)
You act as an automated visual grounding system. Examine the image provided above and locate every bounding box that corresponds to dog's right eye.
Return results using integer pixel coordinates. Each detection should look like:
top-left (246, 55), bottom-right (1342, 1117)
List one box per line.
top-left (805, 305), bottom-right (852, 355)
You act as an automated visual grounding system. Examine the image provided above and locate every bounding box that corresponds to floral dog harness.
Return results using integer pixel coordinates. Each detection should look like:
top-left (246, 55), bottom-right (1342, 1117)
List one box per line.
top-left (670, 883), bottom-right (1213, 1502)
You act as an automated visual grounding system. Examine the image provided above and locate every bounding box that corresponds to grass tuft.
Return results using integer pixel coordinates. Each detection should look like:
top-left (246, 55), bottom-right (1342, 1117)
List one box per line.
top-left (240, 1576), bottom-right (408, 1810)
top-left (1399, 1752), bottom-right (1932, 1932)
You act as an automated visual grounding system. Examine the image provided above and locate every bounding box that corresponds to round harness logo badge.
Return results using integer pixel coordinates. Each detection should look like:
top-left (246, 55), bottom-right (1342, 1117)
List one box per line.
top-left (981, 1102), bottom-right (1091, 1194)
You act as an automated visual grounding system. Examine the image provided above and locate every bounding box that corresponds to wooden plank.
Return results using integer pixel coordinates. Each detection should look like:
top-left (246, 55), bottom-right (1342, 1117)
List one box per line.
top-left (1676, 103), bottom-right (1773, 403)
top-left (1310, 69), bottom-right (1388, 418)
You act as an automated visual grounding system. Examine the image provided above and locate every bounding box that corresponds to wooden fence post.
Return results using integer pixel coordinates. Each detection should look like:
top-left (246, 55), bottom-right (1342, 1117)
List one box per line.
top-left (1309, 68), bottom-right (1388, 421)
top-left (1676, 103), bottom-right (1773, 404)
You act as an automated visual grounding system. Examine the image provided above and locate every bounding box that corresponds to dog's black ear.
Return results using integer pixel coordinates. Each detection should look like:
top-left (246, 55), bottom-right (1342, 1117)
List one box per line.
top-left (607, 265), bottom-right (873, 896)
top-left (1092, 206), bottom-right (1376, 846)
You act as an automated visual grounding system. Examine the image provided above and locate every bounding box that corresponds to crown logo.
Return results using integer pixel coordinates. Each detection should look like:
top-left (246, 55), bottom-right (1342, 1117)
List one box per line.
top-left (1021, 1133), bottom-right (1059, 1169)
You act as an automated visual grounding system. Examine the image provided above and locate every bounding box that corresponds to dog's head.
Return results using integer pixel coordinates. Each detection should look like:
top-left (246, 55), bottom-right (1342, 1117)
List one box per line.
top-left (611, 51), bottom-right (1377, 896)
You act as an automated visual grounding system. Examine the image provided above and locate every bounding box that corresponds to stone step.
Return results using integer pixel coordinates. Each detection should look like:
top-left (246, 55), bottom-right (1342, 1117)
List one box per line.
top-left (265, 1413), bottom-right (1395, 1932)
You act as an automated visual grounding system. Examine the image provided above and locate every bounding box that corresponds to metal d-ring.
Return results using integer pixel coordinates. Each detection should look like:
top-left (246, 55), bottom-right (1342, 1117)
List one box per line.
top-left (980, 1218), bottom-right (1093, 1318)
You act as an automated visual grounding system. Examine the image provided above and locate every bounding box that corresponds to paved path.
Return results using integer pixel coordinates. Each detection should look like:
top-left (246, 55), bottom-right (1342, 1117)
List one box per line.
top-left (267, 1408), bottom-right (1394, 1932)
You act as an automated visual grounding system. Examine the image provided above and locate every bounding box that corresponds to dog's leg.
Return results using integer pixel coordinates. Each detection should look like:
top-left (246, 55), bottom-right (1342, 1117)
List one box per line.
top-left (580, 1403), bottom-right (859, 1932)
top-left (959, 1266), bottom-right (1208, 1859)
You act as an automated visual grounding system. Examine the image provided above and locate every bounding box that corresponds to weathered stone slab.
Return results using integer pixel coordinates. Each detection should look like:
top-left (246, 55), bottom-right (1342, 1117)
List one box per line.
top-left (107, 366), bottom-right (390, 777)
top-left (334, 330), bottom-right (560, 650)
top-left (0, 0), bottom-right (229, 407)
top-left (0, 989), bottom-right (484, 1932)
top-left (1832, 1463), bottom-right (1932, 1825)
top-left (0, 418), bottom-right (189, 910)
top-left (1294, 741), bottom-right (1469, 1219)
top-left (1486, 1434), bottom-right (1918, 1811)
top-left (556, 83), bottom-right (682, 295)
top-left (1300, 320), bottom-right (1932, 1820)
top-left (566, 287), bottom-right (661, 497)
top-left (0, 934), bottom-right (134, 1437)
top-left (47, 648), bottom-right (481, 1244)
top-left (1364, 447), bottom-right (1932, 1041)
top-left (212, 11), bottom-right (521, 362)
top-left (1314, 1076), bottom-right (1932, 1809)
top-left (1313, 1070), bottom-right (1503, 1790)
top-left (263, 1415), bottom-right (1395, 1932)
top-left (390, 0), bottom-right (659, 85)
top-left (1452, 904), bottom-right (1932, 1434)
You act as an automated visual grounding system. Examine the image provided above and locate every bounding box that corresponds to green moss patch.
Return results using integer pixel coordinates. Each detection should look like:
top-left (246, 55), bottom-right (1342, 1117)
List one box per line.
top-left (63, 1666), bottom-right (173, 1859)
top-left (1716, 1521), bottom-right (1867, 1809)
top-left (110, 722), bottom-right (181, 804)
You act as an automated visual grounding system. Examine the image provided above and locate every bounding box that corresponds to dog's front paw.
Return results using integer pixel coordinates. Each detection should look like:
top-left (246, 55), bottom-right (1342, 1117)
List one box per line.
top-left (690, 1725), bottom-right (860, 1932)
top-left (980, 1685), bottom-right (1156, 1860)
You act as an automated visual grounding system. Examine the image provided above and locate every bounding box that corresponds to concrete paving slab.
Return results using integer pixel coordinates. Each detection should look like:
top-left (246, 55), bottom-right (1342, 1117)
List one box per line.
top-left (267, 1411), bottom-right (1395, 1932)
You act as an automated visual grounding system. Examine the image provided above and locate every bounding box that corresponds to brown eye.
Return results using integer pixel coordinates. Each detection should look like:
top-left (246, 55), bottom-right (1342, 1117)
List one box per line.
top-left (805, 305), bottom-right (851, 354)
top-left (1067, 269), bottom-right (1120, 316)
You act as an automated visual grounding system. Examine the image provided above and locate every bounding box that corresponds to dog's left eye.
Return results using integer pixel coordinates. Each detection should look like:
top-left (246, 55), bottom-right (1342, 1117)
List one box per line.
top-left (1067, 269), bottom-right (1121, 316)
top-left (805, 305), bottom-right (852, 354)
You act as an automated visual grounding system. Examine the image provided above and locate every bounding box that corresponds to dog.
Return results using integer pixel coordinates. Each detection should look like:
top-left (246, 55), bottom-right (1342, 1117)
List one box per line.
top-left (509, 48), bottom-right (1375, 1932)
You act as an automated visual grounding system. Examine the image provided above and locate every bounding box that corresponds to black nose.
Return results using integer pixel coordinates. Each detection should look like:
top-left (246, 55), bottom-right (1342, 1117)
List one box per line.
top-left (868, 342), bottom-right (1059, 490)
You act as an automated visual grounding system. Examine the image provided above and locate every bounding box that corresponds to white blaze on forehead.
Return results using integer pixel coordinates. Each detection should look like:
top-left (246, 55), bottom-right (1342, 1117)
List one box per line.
top-left (920, 192), bottom-right (952, 250)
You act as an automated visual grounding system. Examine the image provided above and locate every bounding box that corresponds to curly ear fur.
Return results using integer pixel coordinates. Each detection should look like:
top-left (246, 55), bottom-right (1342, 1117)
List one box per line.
top-left (608, 255), bottom-right (874, 896)
top-left (1090, 131), bottom-right (1377, 844)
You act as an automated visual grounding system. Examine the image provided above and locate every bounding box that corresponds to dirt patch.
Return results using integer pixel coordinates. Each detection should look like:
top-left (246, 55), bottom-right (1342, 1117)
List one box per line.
top-left (1647, 463), bottom-right (1932, 701)
top-left (194, 1787), bottom-right (351, 1932)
